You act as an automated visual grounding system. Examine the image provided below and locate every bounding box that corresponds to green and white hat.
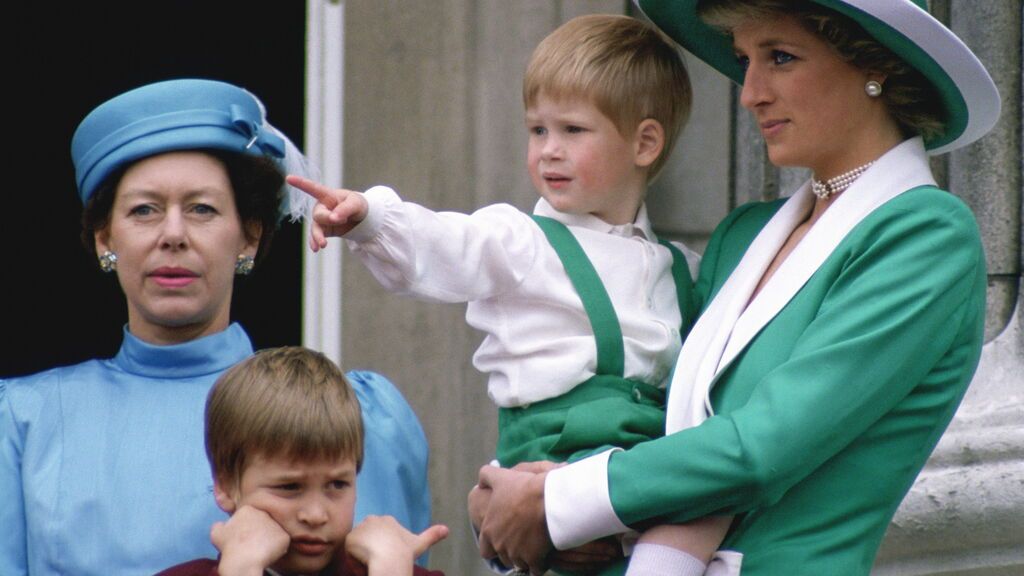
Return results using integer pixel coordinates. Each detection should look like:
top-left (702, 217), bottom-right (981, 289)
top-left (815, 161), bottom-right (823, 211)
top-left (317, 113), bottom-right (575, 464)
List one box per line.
top-left (635, 0), bottom-right (1001, 154)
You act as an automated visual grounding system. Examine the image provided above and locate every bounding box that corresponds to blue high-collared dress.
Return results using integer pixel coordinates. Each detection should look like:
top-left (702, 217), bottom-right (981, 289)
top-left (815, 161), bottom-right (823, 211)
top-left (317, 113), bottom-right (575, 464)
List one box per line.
top-left (1, 323), bottom-right (430, 576)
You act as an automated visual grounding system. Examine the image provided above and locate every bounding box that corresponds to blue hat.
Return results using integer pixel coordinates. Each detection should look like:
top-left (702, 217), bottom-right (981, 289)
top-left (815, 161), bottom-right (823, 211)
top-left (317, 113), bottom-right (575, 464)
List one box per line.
top-left (71, 79), bottom-right (288, 203)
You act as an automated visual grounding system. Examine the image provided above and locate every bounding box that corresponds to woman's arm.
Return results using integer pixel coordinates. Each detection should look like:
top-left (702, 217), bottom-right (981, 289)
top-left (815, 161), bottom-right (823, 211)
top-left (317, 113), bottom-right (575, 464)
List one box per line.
top-left (348, 371), bottom-right (432, 537)
top-left (479, 192), bottom-right (986, 563)
top-left (559, 192), bottom-right (986, 539)
top-left (0, 381), bottom-right (28, 576)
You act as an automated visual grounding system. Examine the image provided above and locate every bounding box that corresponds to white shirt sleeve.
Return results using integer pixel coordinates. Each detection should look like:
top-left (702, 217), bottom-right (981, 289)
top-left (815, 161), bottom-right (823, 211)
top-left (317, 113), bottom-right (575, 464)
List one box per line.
top-left (344, 186), bottom-right (540, 303)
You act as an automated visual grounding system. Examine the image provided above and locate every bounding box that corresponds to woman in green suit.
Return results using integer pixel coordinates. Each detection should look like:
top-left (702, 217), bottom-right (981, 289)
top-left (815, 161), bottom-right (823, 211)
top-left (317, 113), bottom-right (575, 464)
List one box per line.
top-left (472, 1), bottom-right (1001, 574)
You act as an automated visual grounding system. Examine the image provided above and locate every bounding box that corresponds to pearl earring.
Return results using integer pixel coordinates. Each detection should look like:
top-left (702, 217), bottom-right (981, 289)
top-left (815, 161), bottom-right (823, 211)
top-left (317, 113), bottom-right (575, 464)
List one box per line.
top-left (865, 80), bottom-right (883, 98)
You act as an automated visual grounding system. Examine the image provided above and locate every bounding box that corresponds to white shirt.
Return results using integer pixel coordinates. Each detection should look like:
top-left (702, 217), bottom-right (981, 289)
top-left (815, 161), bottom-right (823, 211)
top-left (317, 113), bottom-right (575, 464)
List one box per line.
top-left (345, 186), bottom-right (700, 407)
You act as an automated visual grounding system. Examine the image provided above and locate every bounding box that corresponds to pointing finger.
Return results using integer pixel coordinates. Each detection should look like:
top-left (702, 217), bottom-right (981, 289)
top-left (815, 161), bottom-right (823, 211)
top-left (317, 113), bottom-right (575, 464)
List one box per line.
top-left (286, 175), bottom-right (341, 209)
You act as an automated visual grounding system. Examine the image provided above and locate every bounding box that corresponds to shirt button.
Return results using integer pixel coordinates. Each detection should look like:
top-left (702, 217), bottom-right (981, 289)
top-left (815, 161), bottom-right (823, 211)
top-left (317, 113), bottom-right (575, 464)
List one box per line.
top-left (632, 386), bottom-right (643, 402)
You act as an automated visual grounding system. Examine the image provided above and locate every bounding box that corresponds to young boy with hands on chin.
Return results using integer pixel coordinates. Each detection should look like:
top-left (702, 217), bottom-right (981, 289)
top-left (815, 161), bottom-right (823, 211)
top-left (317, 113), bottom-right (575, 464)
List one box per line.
top-left (290, 14), bottom-right (731, 575)
top-left (156, 347), bottom-right (447, 576)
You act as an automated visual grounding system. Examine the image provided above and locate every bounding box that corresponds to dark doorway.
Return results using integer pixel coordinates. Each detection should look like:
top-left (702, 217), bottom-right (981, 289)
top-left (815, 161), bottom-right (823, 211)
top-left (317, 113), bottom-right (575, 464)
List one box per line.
top-left (2, 2), bottom-right (305, 377)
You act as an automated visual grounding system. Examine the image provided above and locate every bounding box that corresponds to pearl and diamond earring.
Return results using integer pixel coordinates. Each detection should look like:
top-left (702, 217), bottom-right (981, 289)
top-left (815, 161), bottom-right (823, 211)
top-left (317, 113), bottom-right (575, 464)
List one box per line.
top-left (98, 250), bottom-right (118, 273)
top-left (235, 254), bottom-right (255, 276)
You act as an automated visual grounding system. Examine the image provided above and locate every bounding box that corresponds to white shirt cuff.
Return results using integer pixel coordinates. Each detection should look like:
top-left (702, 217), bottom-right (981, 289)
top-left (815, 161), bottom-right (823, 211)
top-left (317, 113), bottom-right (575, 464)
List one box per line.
top-left (544, 448), bottom-right (630, 550)
top-left (344, 185), bottom-right (394, 242)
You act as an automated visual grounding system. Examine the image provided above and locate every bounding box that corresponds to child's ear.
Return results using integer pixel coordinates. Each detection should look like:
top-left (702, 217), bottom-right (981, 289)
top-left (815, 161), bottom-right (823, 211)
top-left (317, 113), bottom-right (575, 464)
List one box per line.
top-left (634, 119), bottom-right (665, 169)
top-left (213, 476), bottom-right (239, 514)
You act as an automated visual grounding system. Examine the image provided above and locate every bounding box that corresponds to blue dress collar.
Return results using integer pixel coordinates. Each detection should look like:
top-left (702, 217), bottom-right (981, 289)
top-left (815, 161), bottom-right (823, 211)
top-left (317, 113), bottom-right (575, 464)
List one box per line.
top-left (113, 322), bottom-right (254, 379)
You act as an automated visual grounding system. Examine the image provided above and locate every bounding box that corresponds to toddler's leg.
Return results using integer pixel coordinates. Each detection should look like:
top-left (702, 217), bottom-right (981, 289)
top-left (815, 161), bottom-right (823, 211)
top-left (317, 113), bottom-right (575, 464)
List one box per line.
top-left (624, 516), bottom-right (732, 576)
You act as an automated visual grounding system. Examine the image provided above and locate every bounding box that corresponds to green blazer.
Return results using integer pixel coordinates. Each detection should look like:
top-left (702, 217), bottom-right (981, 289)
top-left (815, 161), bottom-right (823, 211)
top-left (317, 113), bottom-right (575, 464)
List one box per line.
top-left (543, 139), bottom-right (986, 575)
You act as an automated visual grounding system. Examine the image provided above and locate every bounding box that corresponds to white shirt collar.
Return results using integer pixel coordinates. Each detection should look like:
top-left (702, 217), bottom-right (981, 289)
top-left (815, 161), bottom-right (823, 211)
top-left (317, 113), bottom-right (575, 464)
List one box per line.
top-left (533, 198), bottom-right (657, 241)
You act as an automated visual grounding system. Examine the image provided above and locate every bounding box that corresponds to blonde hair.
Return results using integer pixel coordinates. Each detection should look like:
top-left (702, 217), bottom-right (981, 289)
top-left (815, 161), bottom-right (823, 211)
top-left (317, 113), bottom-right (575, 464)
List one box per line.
top-left (698, 0), bottom-right (945, 140)
top-left (206, 346), bottom-right (364, 486)
top-left (523, 14), bottom-right (692, 180)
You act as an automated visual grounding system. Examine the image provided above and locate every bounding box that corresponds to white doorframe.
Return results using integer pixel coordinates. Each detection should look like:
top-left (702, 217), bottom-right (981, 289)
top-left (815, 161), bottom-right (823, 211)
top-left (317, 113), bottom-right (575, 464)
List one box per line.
top-left (301, 0), bottom-right (345, 364)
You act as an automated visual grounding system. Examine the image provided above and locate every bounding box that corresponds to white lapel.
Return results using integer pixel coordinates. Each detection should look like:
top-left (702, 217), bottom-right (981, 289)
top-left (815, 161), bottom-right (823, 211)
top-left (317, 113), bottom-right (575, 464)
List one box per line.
top-left (665, 138), bottom-right (936, 433)
top-left (665, 187), bottom-right (812, 432)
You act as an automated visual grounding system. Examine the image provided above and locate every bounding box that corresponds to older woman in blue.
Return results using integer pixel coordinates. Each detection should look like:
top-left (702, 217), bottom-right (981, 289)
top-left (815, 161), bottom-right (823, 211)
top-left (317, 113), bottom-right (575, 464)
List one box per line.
top-left (0, 79), bottom-right (431, 576)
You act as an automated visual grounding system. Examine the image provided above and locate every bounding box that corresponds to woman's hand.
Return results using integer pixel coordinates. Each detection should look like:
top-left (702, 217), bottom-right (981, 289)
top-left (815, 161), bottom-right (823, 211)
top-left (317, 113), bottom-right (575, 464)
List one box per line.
top-left (211, 505), bottom-right (289, 576)
top-left (286, 175), bottom-right (370, 251)
top-left (548, 537), bottom-right (622, 573)
top-left (476, 465), bottom-right (553, 575)
top-left (346, 515), bottom-right (448, 576)
top-left (469, 461), bottom-right (561, 534)
top-left (511, 460), bottom-right (562, 474)
top-left (467, 482), bottom-right (490, 534)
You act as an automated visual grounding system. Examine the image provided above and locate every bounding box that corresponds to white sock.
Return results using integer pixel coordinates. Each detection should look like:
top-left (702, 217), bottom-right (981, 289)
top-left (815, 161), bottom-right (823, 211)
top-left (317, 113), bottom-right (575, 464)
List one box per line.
top-left (624, 542), bottom-right (707, 576)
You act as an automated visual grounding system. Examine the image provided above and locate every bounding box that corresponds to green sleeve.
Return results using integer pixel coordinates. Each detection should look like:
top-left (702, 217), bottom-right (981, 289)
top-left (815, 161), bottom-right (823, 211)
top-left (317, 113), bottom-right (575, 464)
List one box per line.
top-left (608, 192), bottom-right (986, 525)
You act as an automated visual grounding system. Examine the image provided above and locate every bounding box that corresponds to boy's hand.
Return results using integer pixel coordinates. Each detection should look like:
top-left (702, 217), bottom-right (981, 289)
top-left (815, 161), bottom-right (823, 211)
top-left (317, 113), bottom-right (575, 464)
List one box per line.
top-left (286, 175), bottom-right (370, 252)
top-left (346, 515), bottom-right (448, 576)
top-left (211, 505), bottom-right (290, 576)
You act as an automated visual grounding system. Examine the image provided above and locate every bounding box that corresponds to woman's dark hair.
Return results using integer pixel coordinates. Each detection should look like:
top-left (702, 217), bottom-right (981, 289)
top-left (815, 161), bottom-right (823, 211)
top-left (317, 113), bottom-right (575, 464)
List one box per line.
top-left (699, 0), bottom-right (946, 141)
top-left (81, 150), bottom-right (285, 265)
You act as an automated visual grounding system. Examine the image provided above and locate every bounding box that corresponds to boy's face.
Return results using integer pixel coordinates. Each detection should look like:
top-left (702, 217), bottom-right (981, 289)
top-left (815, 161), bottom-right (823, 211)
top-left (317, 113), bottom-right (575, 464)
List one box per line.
top-left (525, 93), bottom-right (652, 225)
top-left (216, 452), bottom-right (357, 575)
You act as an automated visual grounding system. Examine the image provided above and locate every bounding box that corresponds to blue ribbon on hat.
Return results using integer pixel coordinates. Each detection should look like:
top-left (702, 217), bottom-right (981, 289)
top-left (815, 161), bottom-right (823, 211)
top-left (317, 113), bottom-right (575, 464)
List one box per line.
top-left (230, 104), bottom-right (286, 158)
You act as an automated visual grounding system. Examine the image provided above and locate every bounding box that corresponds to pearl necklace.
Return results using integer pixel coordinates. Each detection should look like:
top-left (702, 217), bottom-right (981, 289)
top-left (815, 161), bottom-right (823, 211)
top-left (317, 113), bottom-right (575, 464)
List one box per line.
top-left (811, 161), bottom-right (874, 200)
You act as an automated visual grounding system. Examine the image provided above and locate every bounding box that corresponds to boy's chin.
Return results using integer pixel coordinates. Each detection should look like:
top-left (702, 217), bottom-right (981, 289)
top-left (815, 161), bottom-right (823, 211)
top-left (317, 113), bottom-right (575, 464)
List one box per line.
top-left (269, 549), bottom-right (338, 575)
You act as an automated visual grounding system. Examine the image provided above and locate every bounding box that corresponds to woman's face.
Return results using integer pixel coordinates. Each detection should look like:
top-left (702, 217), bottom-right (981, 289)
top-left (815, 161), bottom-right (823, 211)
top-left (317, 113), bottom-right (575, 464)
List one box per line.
top-left (733, 13), bottom-right (901, 177)
top-left (94, 151), bottom-right (259, 345)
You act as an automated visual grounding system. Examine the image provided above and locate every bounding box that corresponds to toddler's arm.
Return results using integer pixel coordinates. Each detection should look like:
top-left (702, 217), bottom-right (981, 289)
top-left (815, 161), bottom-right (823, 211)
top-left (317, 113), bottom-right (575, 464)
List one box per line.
top-left (345, 515), bottom-right (448, 576)
top-left (210, 505), bottom-right (290, 576)
top-left (289, 176), bottom-right (539, 303)
top-left (287, 175), bottom-right (370, 251)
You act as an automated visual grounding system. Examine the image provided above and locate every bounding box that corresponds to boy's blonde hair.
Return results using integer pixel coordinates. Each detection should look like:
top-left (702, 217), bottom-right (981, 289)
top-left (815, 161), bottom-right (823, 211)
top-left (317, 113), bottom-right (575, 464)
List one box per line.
top-left (523, 14), bottom-right (692, 180)
top-left (206, 346), bottom-right (364, 486)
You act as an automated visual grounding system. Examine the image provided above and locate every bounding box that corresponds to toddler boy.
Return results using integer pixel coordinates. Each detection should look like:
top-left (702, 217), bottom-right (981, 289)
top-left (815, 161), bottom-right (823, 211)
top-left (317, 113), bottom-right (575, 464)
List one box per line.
top-left (291, 14), bottom-right (728, 575)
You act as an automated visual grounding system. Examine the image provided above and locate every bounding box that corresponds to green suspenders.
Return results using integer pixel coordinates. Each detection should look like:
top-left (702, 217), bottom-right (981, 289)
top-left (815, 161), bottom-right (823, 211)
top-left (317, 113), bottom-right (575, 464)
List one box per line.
top-left (531, 215), bottom-right (627, 377)
top-left (532, 215), bottom-right (695, 376)
top-left (495, 216), bottom-right (695, 466)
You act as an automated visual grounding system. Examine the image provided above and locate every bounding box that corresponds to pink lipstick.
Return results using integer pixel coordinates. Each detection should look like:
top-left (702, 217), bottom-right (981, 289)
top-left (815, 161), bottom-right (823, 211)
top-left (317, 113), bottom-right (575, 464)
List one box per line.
top-left (149, 267), bottom-right (198, 288)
